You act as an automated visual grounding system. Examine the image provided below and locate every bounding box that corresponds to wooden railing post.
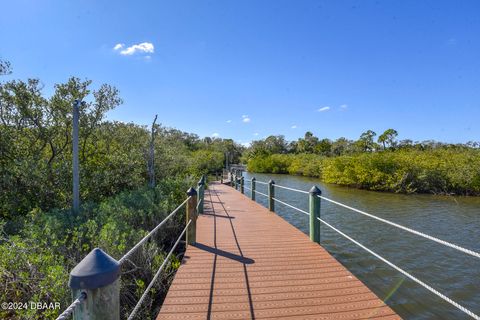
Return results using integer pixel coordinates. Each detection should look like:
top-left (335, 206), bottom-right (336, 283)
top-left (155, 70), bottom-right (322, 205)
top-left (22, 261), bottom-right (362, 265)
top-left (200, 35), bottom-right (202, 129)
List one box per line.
top-left (186, 187), bottom-right (198, 245)
top-left (197, 178), bottom-right (205, 214)
top-left (251, 177), bottom-right (256, 201)
top-left (240, 176), bottom-right (244, 194)
top-left (309, 186), bottom-right (321, 243)
top-left (69, 248), bottom-right (120, 320)
top-left (268, 180), bottom-right (275, 212)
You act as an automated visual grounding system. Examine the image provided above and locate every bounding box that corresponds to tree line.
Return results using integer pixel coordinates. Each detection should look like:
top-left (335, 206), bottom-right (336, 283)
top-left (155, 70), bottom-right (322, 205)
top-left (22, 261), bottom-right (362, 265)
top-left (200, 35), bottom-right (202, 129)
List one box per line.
top-left (243, 131), bottom-right (480, 196)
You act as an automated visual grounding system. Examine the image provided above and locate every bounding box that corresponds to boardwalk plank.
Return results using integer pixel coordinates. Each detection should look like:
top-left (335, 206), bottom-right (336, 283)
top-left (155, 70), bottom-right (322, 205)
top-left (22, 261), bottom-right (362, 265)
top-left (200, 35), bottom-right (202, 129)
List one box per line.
top-left (157, 182), bottom-right (400, 320)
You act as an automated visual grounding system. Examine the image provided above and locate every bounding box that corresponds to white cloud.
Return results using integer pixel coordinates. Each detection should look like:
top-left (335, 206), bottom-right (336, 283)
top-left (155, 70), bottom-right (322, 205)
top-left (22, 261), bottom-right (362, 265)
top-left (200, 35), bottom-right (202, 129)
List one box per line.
top-left (114, 42), bottom-right (155, 56)
top-left (241, 142), bottom-right (251, 147)
top-left (253, 132), bottom-right (259, 136)
top-left (318, 106), bottom-right (330, 112)
top-left (291, 125), bottom-right (297, 129)
top-left (226, 120), bottom-right (232, 123)
top-left (212, 133), bottom-right (219, 137)
top-left (340, 104), bottom-right (348, 110)
top-left (242, 115), bottom-right (251, 123)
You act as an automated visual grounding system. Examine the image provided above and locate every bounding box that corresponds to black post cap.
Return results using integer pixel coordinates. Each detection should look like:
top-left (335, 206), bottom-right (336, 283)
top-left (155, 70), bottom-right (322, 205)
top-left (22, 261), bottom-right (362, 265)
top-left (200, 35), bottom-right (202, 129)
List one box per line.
top-left (187, 187), bottom-right (197, 196)
top-left (309, 185), bottom-right (322, 195)
top-left (69, 248), bottom-right (120, 290)
top-left (251, 177), bottom-right (256, 181)
top-left (269, 180), bottom-right (275, 184)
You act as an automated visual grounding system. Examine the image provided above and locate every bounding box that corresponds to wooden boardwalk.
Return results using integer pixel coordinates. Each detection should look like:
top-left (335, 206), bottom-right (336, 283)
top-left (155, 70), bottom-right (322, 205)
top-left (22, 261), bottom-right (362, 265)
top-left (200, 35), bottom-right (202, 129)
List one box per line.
top-left (158, 182), bottom-right (400, 320)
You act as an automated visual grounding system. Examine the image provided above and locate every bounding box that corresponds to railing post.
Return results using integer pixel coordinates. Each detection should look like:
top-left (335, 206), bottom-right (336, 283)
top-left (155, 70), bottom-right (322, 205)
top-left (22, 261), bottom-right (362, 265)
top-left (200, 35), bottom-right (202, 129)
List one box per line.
top-left (251, 177), bottom-right (256, 201)
top-left (186, 187), bottom-right (198, 245)
top-left (240, 176), bottom-right (244, 194)
top-left (268, 180), bottom-right (275, 212)
top-left (309, 186), bottom-right (321, 243)
top-left (230, 172), bottom-right (234, 187)
top-left (234, 174), bottom-right (238, 189)
top-left (69, 248), bottom-right (120, 320)
top-left (197, 178), bottom-right (205, 214)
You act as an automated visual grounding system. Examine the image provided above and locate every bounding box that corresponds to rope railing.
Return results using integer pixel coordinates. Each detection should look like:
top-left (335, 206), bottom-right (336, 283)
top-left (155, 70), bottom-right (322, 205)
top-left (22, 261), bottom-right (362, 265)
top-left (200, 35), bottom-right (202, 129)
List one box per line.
top-left (118, 197), bottom-right (190, 265)
top-left (232, 177), bottom-right (479, 319)
top-left (274, 184), bottom-right (309, 194)
top-left (318, 195), bottom-right (480, 259)
top-left (317, 216), bottom-right (480, 320)
top-left (272, 197), bottom-right (309, 215)
top-left (254, 190), bottom-right (269, 198)
top-left (127, 219), bottom-right (192, 320)
top-left (55, 292), bottom-right (87, 320)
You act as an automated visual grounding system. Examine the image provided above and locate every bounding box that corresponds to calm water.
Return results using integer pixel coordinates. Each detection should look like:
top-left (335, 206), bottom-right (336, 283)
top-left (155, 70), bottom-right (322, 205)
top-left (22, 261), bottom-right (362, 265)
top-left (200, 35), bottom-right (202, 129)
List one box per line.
top-left (241, 172), bottom-right (480, 320)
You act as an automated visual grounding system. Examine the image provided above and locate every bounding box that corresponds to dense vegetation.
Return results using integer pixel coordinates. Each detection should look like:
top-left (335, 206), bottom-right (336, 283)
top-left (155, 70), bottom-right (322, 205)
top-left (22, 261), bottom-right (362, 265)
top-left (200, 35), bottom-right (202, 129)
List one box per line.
top-left (0, 62), bottom-right (243, 319)
top-left (244, 132), bottom-right (480, 195)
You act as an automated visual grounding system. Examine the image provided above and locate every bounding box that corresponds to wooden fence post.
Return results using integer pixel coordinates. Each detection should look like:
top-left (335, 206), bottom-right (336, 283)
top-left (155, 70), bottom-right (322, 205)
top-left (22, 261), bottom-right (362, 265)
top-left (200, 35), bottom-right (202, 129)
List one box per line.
top-left (251, 177), bottom-right (256, 201)
top-left (69, 248), bottom-right (120, 320)
top-left (268, 180), bottom-right (275, 212)
top-left (309, 186), bottom-right (321, 243)
top-left (186, 187), bottom-right (198, 245)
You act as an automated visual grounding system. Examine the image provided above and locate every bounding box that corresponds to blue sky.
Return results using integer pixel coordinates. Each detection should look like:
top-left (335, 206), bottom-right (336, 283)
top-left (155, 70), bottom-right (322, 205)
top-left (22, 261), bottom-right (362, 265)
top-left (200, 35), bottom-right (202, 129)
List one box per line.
top-left (1, 0), bottom-right (480, 145)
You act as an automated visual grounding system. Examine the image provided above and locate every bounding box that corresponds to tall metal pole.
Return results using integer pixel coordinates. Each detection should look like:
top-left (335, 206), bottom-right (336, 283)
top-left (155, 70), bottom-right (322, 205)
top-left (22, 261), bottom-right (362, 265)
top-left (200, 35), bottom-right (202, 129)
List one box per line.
top-left (72, 100), bottom-right (81, 214)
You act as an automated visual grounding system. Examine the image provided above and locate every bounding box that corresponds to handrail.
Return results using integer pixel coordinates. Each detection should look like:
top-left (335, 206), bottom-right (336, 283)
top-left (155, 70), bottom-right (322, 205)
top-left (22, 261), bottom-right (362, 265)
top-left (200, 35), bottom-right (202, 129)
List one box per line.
top-left (254, 180), bottom-right (269, 185)
top-left (272, 197), bottom-right (309, 215)
top-left (318, 195), bottom-right (480, 259)
top-left (274, 184), bottom-right (309, 194)
top-left (254, 190), bottom-right (269, 198)
top-left (233, 176), bottom-right (480, 319)
top-left (317, 216), bottom-right (480, 320)
top-left (127, 219), bottom-right (192, 320)
top-left (118, 197), bottom-right (190, 265)
top-left (55, 292), bottom-right (87, 320)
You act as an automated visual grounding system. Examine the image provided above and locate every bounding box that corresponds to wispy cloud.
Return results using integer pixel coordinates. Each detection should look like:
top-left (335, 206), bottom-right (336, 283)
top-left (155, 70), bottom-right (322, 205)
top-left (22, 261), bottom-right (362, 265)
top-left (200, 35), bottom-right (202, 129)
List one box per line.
top-left (113, 43), bottom-right (124, 50)
top-left (253, 132), bottom-right (259, 136)
top-left (291, 125), bottom-right (297, 129)
top-left (114, 42), bottom-right (154, 56)
top-left (339, 104), bottom-right (348, 110)
top-left (318, 106), bottom-right (330, 112)
top-left (212, 133), bottom-right (219, 137)
top-left (226, 120), bottom-right (232, 123)
top-left (242, 115), bottom-right (251, 123)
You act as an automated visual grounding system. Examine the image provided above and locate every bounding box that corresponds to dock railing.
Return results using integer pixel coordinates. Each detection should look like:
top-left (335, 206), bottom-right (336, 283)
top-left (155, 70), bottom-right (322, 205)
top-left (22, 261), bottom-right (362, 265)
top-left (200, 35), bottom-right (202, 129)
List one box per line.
top-left (241, 176), bottom-right (480, 320)
top-left (56, 176), bottom-right (206, 320)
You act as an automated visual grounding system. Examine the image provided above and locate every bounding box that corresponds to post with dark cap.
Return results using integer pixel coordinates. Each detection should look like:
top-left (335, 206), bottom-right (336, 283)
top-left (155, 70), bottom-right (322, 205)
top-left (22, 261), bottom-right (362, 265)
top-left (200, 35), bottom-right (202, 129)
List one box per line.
top-left (309, 186), bottom-right (322, 243)
top-left (251, 177), bottom-right (256, 201)
top-left (268, 180), bottom-right (275, 212)
top-left (186, 187), bottom-right (198, 245)
top-left (69, 248), bottom-right (120, 319)
top-left (197, 177), bottom-right (205, 214)
top-left (240, 176), bottom-right (244, 194)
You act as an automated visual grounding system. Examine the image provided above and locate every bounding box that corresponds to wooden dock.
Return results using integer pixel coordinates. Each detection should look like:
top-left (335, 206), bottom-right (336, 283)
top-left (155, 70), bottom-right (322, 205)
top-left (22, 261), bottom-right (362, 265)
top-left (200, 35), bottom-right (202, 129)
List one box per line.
top-left (157, 182), bottom-right (400, 320)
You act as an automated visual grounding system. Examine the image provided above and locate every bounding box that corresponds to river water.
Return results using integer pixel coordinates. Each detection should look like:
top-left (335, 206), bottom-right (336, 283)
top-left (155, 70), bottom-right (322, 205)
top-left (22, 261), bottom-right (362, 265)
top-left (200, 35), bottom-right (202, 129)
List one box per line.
top-left (241, 172), bottom-right (480, 320)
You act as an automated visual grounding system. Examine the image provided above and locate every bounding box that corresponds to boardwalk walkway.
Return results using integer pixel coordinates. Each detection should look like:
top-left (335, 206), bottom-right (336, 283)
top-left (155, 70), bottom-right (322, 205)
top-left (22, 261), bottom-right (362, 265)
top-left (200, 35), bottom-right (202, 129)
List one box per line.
top-left (157, 182), bottom-right (400, 320)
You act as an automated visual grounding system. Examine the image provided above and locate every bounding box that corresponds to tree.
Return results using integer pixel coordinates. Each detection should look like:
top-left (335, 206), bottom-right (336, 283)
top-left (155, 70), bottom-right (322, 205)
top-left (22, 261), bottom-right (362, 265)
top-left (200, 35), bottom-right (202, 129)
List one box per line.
top-left (378, 129), bottom-right (398, 150)
top-left (296, 131), bottom-right (319, 153)
top-left (0, 59), bottom-right (11, 75)
top-left (357, 130), bottom-right (377, 152)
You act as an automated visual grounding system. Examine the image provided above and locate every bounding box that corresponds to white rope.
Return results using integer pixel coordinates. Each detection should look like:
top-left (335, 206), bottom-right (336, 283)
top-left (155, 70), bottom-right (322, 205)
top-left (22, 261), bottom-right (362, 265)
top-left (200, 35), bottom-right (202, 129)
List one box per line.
top-left (127, 220), bottom-right (192, 320)
top-left (317, 217), bottom-right (479, 320)
top-left (56, 292), bottom-right (86, 320)
top-left (319, 195), bottom-right (480, 259)
top-left (274, 184), bottom-right (309, 194)
top-left (272, 197), bottom-right (309, 215)
top-left (119, 197), bottom-right (190, 265)
top-left (254, 190), bottom-right (269, 198)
